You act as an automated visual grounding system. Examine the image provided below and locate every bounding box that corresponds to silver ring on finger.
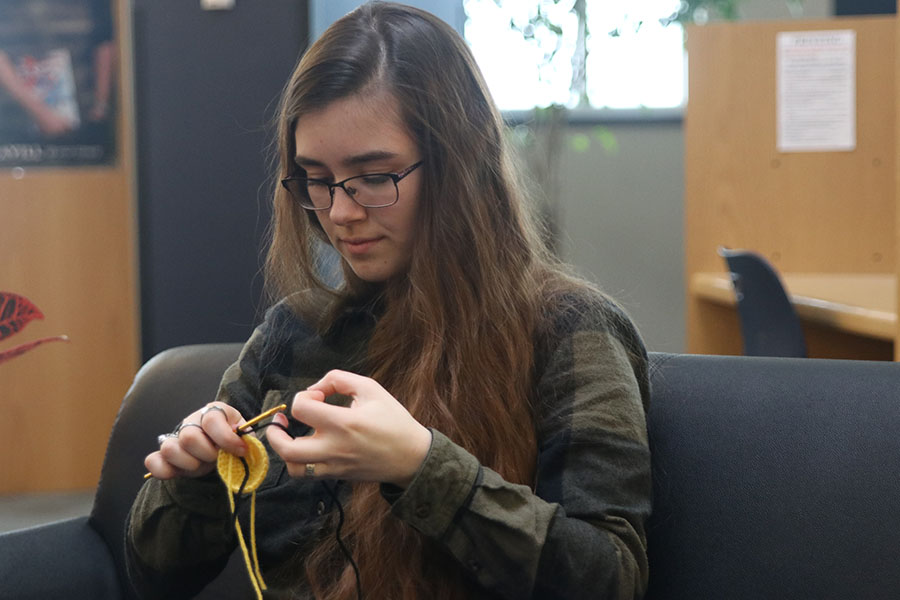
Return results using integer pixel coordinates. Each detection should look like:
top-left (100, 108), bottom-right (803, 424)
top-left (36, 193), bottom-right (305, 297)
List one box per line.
top-left (199, 404), bottom-right (226, 426)
top-left (173, 422), bottom-right (203, 437)
top-left (157, 433), bottom-right (176, 446)
top-left (305, 463), bottom-right (316, 478)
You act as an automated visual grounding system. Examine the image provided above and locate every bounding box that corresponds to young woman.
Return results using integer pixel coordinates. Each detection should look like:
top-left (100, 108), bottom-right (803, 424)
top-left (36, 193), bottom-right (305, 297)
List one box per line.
top-left (127, 3), bottom-right (651, 599)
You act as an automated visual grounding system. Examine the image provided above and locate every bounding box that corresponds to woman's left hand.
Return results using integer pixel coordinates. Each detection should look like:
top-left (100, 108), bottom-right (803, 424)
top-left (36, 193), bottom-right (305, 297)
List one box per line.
top-left (266, 370), bottom-right (432, 487)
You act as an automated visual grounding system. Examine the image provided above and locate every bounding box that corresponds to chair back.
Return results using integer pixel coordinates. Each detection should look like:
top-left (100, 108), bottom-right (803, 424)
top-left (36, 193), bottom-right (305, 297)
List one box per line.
top-left (645, 352), bottom-right (900, 599)
top-left (719, 247), bottom-right (807, 357)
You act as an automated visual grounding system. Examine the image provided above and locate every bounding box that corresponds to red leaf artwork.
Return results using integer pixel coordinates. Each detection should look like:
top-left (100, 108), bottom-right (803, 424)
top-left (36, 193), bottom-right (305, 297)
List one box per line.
top-left (0, 335), bottom-right (70, 365)
top-left (0, 292), bottom-right (69, 365)
top-left (0, 292), bottom-right (44, 342)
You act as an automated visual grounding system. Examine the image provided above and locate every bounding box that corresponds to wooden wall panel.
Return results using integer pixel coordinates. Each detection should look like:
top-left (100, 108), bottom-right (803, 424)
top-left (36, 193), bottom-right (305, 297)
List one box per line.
top-left (895, 0), bottom-right (900, 360)
top-left (0, 0), bottom-right (139, 493)
top-left (686, 17), bottom-right (895, 276)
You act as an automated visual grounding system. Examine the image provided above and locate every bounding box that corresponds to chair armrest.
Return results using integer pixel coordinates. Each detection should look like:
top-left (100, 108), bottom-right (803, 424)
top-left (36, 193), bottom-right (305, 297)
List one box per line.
top-left (0, 516), bottom-right (121, 600)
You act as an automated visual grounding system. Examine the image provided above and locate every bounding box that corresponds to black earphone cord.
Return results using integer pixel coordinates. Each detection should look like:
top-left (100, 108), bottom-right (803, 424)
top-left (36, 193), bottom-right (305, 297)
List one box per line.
top-left (235, 421), bottom-right (364, 600)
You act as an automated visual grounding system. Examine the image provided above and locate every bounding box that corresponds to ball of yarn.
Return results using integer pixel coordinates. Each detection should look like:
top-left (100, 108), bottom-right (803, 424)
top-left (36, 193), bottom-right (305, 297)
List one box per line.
top-left (217, 435), bottom-right (269, 494)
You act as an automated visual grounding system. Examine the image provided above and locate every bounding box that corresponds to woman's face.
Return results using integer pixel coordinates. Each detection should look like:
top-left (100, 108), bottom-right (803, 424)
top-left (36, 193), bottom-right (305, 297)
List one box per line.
top-left (293, 92), bottom-right (421, 284)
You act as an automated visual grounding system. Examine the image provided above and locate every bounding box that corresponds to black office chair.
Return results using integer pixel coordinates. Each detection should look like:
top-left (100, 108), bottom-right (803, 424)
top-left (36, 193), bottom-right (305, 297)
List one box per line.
top-left (718, 247), bottom-right (807, 358)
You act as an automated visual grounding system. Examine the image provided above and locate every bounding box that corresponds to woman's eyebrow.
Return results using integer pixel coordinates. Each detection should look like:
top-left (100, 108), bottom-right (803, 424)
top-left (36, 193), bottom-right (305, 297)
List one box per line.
top-left (293, 155), bottom-right (323, 168)
top-left (294, 150), bottom-right (399, 169)
top-left (342, 150), bottom-right (399, 166)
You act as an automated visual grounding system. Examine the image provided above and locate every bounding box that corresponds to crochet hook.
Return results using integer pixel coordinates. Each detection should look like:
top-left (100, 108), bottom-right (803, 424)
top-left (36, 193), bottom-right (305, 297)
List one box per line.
top-left (144, 403), bottom-right (288, 479)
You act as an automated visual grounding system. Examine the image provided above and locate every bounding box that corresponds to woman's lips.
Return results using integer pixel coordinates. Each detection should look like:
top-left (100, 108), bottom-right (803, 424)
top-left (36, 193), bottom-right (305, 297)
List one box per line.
top-left (341, 237), bottom-right (382, 255)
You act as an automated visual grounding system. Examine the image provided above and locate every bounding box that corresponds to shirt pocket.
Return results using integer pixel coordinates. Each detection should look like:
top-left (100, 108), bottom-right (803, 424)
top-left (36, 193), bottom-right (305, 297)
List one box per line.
top-left (258, 450), bottom-right (287, 491)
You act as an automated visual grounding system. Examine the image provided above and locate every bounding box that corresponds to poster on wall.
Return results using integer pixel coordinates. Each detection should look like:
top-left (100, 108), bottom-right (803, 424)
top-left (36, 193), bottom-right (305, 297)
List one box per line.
top-left (0, 0), bottom-right (117, 168)
top-left (776, 30), bottom-right (856, 153)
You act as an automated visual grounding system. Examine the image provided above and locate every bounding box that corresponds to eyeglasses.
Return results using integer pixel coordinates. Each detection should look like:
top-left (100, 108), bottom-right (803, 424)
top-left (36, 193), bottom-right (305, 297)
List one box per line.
top-left (281, 161), bottom-right (423, 211)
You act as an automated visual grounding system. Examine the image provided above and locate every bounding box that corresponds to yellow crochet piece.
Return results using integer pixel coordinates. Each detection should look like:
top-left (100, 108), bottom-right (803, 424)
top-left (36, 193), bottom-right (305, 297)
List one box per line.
top-left (217, 434), bottom-right (269, 493)
top-left (217, 435), bottom-right (269, 599)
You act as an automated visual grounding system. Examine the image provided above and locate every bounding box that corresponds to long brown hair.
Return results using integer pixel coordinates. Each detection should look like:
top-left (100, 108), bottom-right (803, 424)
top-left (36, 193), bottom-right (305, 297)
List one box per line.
top-left (265, 3), bottom-right (579, 598)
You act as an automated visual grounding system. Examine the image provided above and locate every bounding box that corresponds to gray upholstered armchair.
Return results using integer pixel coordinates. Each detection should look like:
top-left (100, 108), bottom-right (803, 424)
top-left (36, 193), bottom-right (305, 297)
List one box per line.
top-left (0, 344), bottom-right (248, 600)
top-left (2, 345), bottom-right (900, 599)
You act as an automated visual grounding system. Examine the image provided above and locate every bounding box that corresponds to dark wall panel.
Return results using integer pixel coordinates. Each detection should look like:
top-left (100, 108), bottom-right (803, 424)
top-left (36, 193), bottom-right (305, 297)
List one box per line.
top-left (834, 0), bottom-right (895, 15)
top-left (133, 0), bottom-right (309, 360)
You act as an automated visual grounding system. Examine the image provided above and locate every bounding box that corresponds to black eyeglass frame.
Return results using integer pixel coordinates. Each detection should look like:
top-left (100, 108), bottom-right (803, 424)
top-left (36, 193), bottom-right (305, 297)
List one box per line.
top-left (281, 160), bottom-right (424, 210)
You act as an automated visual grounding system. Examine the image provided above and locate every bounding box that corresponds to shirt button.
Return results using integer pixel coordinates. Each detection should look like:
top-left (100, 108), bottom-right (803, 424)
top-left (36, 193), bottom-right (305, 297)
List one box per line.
top-left (468, 559), bottom-right (481, 572)
top-left (414, 503), bottom-right (431, 518)
top-left (316, 500), bottom-right (326, 516)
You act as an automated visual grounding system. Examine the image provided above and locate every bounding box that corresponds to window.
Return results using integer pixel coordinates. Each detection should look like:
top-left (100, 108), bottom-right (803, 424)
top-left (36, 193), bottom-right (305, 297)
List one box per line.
top-left (463, 0), bottom-right (686, 113)
top-left (310, 0), bottom-right (687, 116)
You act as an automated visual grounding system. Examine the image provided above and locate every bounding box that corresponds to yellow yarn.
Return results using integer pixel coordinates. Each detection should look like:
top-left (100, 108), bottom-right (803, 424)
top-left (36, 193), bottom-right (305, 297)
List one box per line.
top-left (217, 435), bottom-right (269, 599)
top-left (218, 434), bottom-right (269, 493)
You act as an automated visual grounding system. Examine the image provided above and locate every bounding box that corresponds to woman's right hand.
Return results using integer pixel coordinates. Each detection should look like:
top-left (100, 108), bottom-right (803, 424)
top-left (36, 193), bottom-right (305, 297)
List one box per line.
top-left (144, 402), bottom-right (249, 480)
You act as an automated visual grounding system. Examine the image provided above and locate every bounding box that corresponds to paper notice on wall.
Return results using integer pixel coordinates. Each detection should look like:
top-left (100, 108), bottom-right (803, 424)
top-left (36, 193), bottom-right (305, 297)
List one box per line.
top-left (776, 29), bottom-right (855, 152)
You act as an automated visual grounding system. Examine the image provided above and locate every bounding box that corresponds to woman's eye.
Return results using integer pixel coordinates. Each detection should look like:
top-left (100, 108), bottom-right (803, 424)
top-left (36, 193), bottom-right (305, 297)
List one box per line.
top-left (361, 174), bottom-right (391, 185)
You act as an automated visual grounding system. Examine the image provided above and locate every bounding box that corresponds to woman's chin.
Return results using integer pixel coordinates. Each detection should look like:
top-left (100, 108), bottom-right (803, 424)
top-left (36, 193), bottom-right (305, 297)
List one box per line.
top-left (344, 259), bottom-right (408, 284)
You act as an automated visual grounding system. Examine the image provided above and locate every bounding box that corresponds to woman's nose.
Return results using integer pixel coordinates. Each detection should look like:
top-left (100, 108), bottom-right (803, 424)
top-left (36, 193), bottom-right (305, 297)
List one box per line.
top-left (327, 186), bottom-right (366, 224)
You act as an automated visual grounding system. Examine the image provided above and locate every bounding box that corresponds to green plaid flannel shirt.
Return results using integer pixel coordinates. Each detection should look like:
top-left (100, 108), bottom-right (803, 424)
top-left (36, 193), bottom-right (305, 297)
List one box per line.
top-left (126, 290), bottom-right (651, 599)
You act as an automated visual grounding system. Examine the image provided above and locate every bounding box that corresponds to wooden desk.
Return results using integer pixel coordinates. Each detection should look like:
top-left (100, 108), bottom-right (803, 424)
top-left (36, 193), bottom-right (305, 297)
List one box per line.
top-left (690, 272), bottom-right (897, 341)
